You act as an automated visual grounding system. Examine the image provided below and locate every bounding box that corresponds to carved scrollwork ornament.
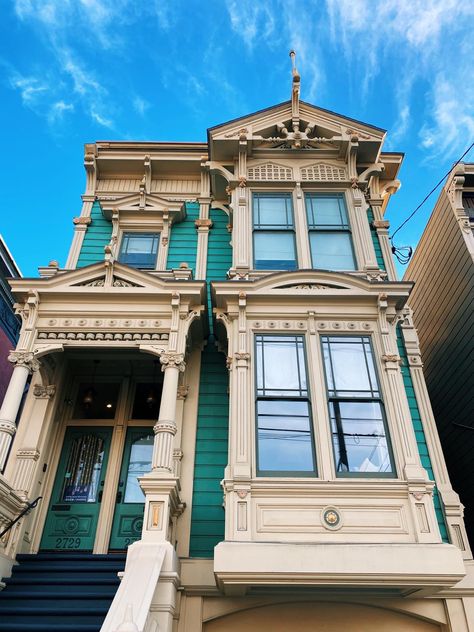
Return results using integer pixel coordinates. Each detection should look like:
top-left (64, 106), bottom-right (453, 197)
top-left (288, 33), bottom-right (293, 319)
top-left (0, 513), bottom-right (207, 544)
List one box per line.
top-left (159, 352), bottom-right (186, 372)
top-left (8, 351), bottom-right (40, 373)
top-left (33, 384), bottom-right (56, 399)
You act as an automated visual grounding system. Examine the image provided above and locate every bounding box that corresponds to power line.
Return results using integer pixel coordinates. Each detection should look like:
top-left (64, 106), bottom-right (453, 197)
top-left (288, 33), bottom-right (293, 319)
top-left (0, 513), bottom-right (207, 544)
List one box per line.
top-left (389, 141), bottom-right (474, 264)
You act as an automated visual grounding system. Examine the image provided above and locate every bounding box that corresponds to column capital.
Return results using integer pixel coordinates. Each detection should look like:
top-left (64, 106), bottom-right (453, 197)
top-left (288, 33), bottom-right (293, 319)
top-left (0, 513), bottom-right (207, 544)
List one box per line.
top-left (159, 352), bottom-right (186, 372)
top-left (8, 351), bottom-right (40, 373)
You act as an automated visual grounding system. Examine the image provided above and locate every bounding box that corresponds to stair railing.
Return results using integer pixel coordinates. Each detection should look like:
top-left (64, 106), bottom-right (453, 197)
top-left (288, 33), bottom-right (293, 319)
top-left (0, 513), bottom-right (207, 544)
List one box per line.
top-left (0, 496), bottom-right (42, 539)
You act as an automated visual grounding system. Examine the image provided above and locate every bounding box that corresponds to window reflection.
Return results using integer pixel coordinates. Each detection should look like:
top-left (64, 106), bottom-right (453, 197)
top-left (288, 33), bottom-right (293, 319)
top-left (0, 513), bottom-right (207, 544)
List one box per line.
top-left (322, 336), bottom-right (394, 476)
top-left (123, 435), bottom-right (154, 503)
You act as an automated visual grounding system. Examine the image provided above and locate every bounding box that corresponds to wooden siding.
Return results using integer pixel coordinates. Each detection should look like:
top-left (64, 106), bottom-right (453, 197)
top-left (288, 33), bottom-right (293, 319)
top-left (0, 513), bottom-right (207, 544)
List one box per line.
top-left (405, 188), bottom-right (474, 543)
top-left (396, 326), bottom-right (449, 542)
top-left (166, 202), bottom-right (199, 274)
top-left (188, 344), bottom-right (229, 557)
top-left (367, 208), bottom-right (386, 271)
top-left (76, 201), bottom-right (112, 268)
top-left (96, 178), bottom-right (200, 195)
top-left (189, 207), bottom-right (231, 557)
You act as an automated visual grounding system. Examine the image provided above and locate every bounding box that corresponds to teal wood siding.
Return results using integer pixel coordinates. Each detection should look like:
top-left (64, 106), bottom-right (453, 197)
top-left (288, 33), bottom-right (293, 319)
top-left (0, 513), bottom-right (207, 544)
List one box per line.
top-left (166, 202), bottom-right (199, 275)
top-left (189, 207), bottom-right (232, 557)
top-left (76, 201), bottom-right (112, 268)
top-left (367, 208), bottom-right (386, 271)
top-left (207, 208), bottom-right (232, 282)
top-left (396, 325), bottom-right (449, 542)
top-left (189, 344), bottom-right (229, 557)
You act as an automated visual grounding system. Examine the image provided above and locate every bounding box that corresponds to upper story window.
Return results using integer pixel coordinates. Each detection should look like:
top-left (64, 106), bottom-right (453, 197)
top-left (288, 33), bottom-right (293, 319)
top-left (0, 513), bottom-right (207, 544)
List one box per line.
top-left (119, 233), bottom-right (159, 269)
top-left (305, 194), bottom-right (356, 271)
top-left (321, 335), bottom-right (394, 477)
top-left (253, 193), bottom-right (297, 271)
top-left (255, 335), bottom-right (316, 476)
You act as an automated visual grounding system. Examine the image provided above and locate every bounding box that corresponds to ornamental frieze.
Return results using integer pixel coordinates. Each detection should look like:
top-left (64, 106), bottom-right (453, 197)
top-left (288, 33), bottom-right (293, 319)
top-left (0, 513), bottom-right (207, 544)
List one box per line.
top-left (40, 318), bottom-right (165, 328)
top-left (37, 331), bottom-right (169, 342)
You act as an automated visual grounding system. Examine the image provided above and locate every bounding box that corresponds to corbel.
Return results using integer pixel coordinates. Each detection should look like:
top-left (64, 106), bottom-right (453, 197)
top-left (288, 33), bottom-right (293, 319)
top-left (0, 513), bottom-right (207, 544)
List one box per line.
top-left (346, 134), bottom-right (359, 180)
top-left (84, 143), bottom-right (97, 194)
top-left (169, 292), bottom-right (181, 351)
top-left (139, 177), bottom-right (146, 210)
top-left (144, 155), bottom-right (152, 193)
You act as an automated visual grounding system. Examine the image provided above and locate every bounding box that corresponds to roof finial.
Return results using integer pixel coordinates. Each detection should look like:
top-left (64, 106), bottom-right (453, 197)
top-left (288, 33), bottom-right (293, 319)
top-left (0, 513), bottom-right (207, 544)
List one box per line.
top-left (289, 50), bottom-right (300, 131)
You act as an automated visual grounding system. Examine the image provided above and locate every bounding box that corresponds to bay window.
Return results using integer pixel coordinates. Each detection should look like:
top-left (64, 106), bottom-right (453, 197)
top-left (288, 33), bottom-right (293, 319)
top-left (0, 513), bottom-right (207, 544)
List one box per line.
top-left (255, 335), bottom-right (315, 475)
top-left (253, 193), bottom-right (297, 270)
top-left (305, 193), bottom-right (356, 270)
top-left (321, 335), bottom-right (394, 476)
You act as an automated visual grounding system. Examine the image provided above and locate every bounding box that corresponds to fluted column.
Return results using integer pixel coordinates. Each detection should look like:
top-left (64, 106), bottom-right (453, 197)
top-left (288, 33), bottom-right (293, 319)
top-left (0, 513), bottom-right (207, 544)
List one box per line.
top-left (0, 352), bottom-right (39, 471)
top-left (151, 352), bottom-right (186, 474)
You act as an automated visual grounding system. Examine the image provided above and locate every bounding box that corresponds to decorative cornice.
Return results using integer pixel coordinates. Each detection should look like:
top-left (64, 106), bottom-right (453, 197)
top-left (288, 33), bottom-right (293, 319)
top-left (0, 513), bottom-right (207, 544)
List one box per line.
top-left (8, 351), bottom-right (40, 372)
top-left (33, 384), bottom-right (56, 399)
top-left (37, 331), bottom-right (169, 342)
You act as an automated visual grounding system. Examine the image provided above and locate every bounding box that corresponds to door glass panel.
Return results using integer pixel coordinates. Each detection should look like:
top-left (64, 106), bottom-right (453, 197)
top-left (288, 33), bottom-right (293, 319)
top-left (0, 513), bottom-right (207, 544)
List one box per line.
top-left (123, 434), bottom-right (154, 502)
top-left (61, 434), bottom-right (106, 503)
top-left (73, 382), bottom-right (120, 419)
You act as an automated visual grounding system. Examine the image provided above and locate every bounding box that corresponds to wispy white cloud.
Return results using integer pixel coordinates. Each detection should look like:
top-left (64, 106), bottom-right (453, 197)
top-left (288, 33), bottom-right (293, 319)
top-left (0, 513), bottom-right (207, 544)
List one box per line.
top-left (133, 96), bottom-right (150, 116)
top-left (9, 74), bottom-right (48, 105)
top-left (226, 0), bottom-right (276, 50)
top-left (48, 100), bottom-right (74, 123)
top-left (325, 0), bottom-right (474, 156)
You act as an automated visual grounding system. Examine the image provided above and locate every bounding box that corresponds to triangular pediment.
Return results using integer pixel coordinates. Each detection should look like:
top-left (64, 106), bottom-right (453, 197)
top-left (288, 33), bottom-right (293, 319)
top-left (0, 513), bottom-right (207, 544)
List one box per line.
top-left (209, 100), bottom-right (385, 143)
top-left (10, 261), bottom-right (205, 299)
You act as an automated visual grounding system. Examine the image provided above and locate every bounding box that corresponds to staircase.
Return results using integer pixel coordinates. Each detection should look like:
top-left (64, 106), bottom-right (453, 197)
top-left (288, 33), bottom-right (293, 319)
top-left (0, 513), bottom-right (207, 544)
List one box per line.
top-left (0, 552), bottom-right (125, 631)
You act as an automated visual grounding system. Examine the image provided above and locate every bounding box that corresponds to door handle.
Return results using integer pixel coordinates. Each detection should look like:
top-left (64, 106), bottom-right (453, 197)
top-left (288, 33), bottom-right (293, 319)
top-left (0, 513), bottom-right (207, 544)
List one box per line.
top-left (116, 491), bottom-right (123, 504)
top-left (98, 490), bottom-right (103, 503)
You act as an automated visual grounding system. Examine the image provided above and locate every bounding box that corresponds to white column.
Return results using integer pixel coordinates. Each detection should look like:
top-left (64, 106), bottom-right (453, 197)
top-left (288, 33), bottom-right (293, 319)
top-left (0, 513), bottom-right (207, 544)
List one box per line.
top-left (0, 352), bottom-right (39, 471)
top-left (151, 352), bottom-right (186, 473)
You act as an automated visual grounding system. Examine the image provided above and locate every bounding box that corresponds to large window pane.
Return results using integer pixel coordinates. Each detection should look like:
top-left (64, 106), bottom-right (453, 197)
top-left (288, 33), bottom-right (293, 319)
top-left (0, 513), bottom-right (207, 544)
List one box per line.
top-left (254, 232), bottom-right (296, 270)
top-left (330, 401), bottom-right (392, 474)
top-left (306, 194), bottom-right (348, 228)
top-left (322, 337), bottom-right (379, 397)
top-left (253, 194), bottom-right (293, 228)
top-left (256, 336), bottom-right (307, 396)
top-left (322, 335), bottom-right (394, 477)
top-left (310, 232), bottom-right (356, 270)
top-left (123, 435), bottom-right (154, 502)
top-left (257, 400), bottom-right (314, 473)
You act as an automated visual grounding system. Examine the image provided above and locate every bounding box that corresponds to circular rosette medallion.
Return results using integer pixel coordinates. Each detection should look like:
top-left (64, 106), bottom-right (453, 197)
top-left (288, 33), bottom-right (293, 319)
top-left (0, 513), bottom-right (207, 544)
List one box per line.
top-left (64, 517), bottom-right (80, 534)
top-left (131, 517), bottom-right (143, 534)
top-left (321, 506), bottom-right (343, 531)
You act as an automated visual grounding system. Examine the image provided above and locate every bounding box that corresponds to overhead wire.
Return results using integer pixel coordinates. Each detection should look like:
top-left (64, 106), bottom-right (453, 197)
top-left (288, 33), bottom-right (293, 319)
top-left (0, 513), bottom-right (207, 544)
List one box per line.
top-left (389, 140), bottom-right (474, 264)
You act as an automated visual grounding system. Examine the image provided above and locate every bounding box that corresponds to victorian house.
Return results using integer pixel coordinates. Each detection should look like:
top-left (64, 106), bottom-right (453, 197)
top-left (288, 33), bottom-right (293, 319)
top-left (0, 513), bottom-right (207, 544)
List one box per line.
top-left (0, 64), bottom-right (473, 631)
top-left (404, 162), bottom-right (474, 549)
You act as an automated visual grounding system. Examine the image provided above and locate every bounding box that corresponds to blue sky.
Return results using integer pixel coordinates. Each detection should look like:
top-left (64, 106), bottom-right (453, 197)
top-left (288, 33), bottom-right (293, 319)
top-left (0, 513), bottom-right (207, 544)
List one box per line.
top-left (1, 0), bottom-right (473, 277)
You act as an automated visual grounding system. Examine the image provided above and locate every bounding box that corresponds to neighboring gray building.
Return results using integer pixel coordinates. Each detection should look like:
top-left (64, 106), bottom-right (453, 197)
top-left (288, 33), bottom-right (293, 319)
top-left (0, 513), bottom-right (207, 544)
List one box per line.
top-left (404, 162), bottom-right (474, 545)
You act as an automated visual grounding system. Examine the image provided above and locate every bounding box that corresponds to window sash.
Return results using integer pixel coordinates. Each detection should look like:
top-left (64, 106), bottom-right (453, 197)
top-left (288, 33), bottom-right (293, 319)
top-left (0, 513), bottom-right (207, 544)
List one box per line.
top-left (305, 193), bottom-right (350, 229)
top-left (119, 233), bottom-right (159, 269)
top-left (254, 231), bottom-right (297, 271)
top-left (321, 335), bottom-right (395, 477)
top-left (309, 231), bottom-right (356, 271)
top-left (253, 193), bottom-right (297, 270)
top-left (255, 335), bottom-right (316, 476)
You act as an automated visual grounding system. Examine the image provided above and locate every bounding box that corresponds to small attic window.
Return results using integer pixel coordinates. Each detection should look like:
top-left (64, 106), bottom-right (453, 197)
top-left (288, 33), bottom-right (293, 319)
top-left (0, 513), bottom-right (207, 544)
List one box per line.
top-left (119, 233), bottom-right (159, 269)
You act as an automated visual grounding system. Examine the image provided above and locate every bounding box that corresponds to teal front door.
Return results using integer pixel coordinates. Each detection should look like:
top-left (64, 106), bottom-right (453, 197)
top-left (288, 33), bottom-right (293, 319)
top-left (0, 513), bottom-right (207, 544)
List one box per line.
top-left (41, 427), bottom-right (112, 551)
top-left (109, 428), bottom-right (154, 550)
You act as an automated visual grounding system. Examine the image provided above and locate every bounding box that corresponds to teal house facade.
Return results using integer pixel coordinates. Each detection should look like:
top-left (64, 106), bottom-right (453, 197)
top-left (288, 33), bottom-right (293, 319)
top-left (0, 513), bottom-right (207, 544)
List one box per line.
top-left (0, 68), bottom-right (473, 631)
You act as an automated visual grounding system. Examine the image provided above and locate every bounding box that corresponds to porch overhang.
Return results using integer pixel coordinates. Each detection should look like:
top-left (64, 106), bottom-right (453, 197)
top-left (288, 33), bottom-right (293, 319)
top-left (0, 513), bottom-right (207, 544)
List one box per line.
top-left (214, 541), bottom-right (466, 597)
